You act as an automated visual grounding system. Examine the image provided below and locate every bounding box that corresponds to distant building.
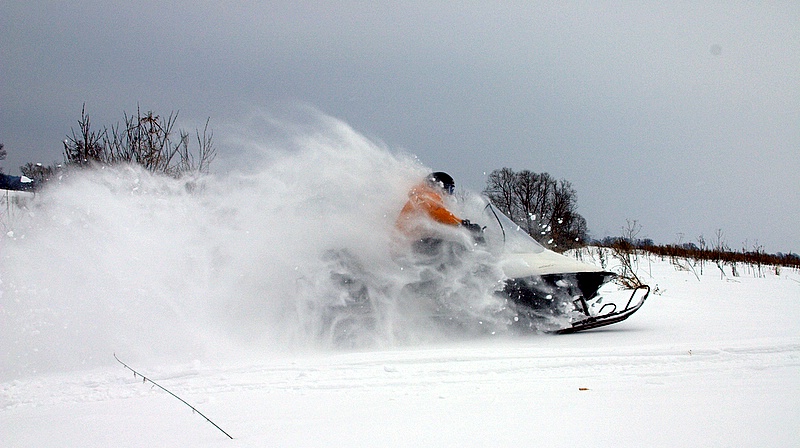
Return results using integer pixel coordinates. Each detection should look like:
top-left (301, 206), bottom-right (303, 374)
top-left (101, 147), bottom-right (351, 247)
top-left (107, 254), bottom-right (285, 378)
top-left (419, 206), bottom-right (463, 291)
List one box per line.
top-left (0, 174), bottom-right (35, 192)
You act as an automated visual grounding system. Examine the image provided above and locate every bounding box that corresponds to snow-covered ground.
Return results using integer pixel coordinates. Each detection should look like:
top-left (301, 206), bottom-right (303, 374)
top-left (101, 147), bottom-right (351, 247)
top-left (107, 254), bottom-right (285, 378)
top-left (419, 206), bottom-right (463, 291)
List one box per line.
top-left (2, 254), bottom-right (798, 447)
top-left (2, 116), bottom-right (798, 446)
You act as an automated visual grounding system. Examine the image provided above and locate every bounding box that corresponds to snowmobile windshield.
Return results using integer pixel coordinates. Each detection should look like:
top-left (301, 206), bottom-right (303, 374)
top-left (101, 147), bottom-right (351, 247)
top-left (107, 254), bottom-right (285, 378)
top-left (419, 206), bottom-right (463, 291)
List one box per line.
top-left (481, 204), bottom-right (545, 254)
top-left (454, 194), bottom-right (546, 255)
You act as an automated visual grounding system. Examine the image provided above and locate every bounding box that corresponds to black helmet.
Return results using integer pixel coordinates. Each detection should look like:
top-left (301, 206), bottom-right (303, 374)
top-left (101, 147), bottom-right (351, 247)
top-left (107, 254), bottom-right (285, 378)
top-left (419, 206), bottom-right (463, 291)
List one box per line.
top-left (427, 172), bottom-right (455, 194)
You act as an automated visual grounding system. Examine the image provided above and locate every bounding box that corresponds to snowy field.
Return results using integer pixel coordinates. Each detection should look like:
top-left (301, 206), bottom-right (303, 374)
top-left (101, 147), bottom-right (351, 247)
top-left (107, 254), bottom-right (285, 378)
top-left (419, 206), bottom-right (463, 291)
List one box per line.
top-left (2, 255), bottom-right (798, 447)
top-left (2, 117), bottom-right (798, 447)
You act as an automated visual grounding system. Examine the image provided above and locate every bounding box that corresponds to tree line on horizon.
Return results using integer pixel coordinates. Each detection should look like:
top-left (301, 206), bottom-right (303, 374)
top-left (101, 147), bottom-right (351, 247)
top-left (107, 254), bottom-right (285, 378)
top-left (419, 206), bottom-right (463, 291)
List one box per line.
top-left (595, 230), bottom-right (800, 273)
top-left (2, 106), bottom-right (797, 268)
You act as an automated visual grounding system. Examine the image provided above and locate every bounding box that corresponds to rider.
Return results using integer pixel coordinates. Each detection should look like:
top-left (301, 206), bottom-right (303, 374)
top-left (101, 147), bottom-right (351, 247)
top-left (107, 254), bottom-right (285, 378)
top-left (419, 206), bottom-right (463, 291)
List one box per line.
top-left (395, 172), bottom-right (480, 255)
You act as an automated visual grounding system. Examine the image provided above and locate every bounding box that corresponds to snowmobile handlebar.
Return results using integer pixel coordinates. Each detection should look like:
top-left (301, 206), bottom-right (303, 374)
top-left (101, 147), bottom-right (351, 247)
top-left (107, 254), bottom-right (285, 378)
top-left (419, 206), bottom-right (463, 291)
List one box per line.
top-left (461, 219), bottom-right (483, 233)
top-left (461, 219), bottom-right (486, 245)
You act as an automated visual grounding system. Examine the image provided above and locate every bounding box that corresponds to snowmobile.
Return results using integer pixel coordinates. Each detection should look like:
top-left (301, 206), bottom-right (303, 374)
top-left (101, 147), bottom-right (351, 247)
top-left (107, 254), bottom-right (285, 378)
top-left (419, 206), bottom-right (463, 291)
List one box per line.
top-left (473, 202), bottom-right (650, 334)
top-left (316, 197), bottom-right (649, 341)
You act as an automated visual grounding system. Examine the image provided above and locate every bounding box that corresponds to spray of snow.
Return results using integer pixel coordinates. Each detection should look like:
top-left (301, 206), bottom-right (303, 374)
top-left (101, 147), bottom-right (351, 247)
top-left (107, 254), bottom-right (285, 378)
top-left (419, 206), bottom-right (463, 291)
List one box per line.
top-left (0, 109), bottom-right (512, 380)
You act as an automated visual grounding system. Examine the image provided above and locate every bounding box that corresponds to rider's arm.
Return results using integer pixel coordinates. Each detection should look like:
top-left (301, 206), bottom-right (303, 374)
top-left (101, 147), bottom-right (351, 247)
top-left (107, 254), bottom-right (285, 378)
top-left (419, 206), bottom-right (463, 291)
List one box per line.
top-left (413, 188), bottom-right (462, 226)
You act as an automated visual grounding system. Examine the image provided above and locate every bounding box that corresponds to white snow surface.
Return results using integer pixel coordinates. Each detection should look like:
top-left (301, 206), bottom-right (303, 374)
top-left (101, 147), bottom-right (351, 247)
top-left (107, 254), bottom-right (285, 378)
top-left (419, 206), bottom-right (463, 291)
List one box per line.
top-left (3, 262), bottom-right (799, 447)
top-left (2, 114), bottom-right (799, 447)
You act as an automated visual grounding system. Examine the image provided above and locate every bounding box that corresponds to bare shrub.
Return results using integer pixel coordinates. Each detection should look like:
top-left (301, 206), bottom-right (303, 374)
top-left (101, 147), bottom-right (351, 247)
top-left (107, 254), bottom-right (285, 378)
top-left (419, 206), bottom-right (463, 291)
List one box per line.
top-left (610, 220), bottom-right (646, 289)
top-left (63, 104), bottom-right (215, 178)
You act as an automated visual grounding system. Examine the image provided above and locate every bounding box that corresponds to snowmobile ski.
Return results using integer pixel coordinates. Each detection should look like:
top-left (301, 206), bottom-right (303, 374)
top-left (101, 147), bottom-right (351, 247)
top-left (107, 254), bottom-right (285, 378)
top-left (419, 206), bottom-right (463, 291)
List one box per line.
top-left (556, 284), bottom-right (650, 334)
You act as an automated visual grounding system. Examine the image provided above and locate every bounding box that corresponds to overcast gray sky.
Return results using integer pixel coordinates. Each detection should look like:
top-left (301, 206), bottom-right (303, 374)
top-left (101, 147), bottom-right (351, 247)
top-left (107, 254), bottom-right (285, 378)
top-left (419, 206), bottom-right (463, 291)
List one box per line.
top-left (2, 1), bottom-right (798, 253)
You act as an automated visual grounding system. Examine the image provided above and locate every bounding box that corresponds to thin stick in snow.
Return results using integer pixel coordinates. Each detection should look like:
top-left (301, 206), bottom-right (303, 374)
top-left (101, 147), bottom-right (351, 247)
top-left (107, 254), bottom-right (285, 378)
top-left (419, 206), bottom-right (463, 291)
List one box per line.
top-left (113, 353), bottom-right (234, 440)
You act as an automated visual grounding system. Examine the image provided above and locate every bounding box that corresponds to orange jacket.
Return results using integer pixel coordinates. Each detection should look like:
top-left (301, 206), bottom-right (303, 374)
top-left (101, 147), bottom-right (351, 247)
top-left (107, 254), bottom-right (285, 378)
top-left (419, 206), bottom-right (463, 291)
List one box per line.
top-left (396, 182), bottom-right (461, 238)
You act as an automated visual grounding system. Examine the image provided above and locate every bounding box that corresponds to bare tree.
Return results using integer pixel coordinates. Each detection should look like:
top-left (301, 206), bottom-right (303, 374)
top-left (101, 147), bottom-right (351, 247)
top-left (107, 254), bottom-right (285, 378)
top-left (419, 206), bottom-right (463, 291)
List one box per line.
top-left (190, 118), bottom-right (216, 174)
top-left (62, 104), bottom-right (215, 178)
top-left (711, 228), bottom-right (730, 278)
top-left (549, 179), bottom-right (582, 247)
top-left (611, 219), bottom-right (648, 288)
top-left (484, 168), bottom-right (518, 221)
top-left (484, 168), bottom-right (588, 250)
top-left (63, 105), bottom-right (107, 167)
top-left (696, 234), bottom-right (706, 275)
top-left (105, 108), bottom-right (180, 172)
top-left (513, 170), bottom-right (553, 236)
